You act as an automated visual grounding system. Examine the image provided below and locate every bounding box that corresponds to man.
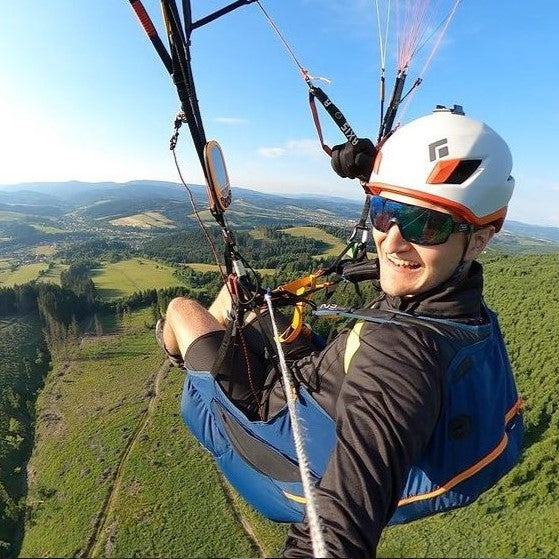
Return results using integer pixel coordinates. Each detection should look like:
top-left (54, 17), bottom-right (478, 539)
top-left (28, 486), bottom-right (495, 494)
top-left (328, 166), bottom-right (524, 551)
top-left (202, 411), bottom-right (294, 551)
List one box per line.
top-left (158, 105), bottom-right (522, 557)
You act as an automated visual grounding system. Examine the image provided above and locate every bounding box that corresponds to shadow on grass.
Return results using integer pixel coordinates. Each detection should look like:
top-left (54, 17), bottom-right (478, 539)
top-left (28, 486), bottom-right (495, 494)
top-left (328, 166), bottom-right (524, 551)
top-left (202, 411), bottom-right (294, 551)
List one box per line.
top-left (522, 407), bottom-right (551, 450)
top-left (74, 348), bottom-right (153, 362)
top-left (96, 287), bottom-right (125, 300)
top-left (99, 312), bottom-right (119, 334)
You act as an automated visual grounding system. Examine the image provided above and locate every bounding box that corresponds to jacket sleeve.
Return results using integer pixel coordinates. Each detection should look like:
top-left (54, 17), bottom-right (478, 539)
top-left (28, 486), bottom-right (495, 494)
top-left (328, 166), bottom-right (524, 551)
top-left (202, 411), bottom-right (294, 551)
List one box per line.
top-left (283, 321), bottom-right (444, 558)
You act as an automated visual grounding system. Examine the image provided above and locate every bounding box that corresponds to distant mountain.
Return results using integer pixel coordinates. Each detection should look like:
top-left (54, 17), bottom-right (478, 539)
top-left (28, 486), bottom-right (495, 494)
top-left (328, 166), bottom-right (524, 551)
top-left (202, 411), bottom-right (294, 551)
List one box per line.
top-left (502, 220), bottom-right (559, 243)
top-left (0, 180), bottom-right (363, 226)
top-left (0, 180), bottom-right (190, 208)
top-left (0, 189), bottom-right (63, 206)
top-left (0, 180), bottom-right (558, 252)
top-left (0, 180), bottom-right (120, 199)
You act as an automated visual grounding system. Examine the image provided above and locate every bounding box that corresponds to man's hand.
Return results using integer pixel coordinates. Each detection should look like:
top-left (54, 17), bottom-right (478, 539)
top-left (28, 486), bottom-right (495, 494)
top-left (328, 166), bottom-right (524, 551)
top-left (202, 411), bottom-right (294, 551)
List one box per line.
top-left (331, 138), bottom-right (376, 182)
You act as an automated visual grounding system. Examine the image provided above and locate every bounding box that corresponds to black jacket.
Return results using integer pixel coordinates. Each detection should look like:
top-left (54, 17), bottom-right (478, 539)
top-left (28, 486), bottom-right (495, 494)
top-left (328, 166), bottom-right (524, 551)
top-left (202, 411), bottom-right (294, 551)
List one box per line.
top-left (282, 262), bottom-right (486, 558)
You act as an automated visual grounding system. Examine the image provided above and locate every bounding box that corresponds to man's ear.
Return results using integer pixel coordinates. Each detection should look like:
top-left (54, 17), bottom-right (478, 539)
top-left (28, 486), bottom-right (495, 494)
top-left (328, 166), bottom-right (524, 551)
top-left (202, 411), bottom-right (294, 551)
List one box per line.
top-left (465, 225), bottom-right (495, 261)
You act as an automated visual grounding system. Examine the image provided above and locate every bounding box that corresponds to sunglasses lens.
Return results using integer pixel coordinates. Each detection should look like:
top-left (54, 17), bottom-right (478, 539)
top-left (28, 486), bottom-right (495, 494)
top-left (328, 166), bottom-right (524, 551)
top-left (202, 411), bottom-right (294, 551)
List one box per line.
top-left (370, 196), bottom-right (455, 246)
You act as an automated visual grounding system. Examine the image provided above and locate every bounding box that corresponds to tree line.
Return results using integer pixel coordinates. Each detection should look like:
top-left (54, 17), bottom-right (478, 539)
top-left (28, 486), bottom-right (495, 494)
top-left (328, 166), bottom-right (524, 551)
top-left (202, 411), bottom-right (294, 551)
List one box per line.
top-left (142, 227), bottom-right (330, 269)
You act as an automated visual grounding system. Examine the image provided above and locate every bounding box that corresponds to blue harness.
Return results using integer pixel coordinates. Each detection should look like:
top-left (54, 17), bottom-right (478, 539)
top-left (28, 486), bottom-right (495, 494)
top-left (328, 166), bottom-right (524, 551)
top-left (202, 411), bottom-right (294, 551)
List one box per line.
top-left (180, 307), bottom-right (523, 524)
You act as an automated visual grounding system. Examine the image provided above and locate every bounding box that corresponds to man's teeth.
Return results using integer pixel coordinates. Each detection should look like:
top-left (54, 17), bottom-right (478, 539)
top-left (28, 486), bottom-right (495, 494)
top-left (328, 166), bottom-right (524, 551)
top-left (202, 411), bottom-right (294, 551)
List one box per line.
top-left (387, 255), bottom-right (420, 269)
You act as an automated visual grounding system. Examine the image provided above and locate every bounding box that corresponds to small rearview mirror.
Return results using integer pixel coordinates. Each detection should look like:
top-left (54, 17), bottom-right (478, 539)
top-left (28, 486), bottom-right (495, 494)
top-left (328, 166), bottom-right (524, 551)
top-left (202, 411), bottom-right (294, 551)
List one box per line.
top-left (204, 140), bottom-right (231, 212)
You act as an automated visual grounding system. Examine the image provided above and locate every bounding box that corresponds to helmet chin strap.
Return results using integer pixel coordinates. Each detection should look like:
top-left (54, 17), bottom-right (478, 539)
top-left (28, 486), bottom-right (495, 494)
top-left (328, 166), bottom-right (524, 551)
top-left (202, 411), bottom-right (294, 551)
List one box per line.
top-left (449, 231), bottom-right (474, 281)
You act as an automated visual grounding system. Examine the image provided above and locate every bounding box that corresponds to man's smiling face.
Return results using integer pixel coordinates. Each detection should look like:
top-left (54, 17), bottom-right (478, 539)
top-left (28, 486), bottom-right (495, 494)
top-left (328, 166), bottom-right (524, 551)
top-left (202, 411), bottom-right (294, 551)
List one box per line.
top-left (372, 192), bottom-right (468, 297)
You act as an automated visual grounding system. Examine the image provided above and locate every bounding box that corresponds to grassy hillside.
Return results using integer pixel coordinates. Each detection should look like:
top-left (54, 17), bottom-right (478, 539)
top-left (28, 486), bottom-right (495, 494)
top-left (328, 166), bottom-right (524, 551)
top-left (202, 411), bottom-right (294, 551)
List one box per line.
top-left (0, 256), bottom-right (182, 295)
top-left (31, 245), bottom-right (57, 256)
top-left (0, 263), bottom-right (49, 287)
top-left (282, 226), bottom-right (346, 259)
top-left (20, 309), bottom-right (263, 558)
top-left (16, 252), bottom-right (559, 558)
top-left (109, 211), bottom-right (176, 229)
top-left (0, 257), bottom-right (67, 288)
top-left (91, 258), bottom-right (184, 300)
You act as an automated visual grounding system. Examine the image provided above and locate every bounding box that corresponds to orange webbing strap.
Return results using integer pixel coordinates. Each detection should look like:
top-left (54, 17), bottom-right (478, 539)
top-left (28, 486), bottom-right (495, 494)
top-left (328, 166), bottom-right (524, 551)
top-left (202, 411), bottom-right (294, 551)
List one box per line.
top-left (308, 91), bottom-right (332, 157)
top-left (307, 82), bottom-right (360, 158)
top-left (272, 273), bottom-right (334, 343)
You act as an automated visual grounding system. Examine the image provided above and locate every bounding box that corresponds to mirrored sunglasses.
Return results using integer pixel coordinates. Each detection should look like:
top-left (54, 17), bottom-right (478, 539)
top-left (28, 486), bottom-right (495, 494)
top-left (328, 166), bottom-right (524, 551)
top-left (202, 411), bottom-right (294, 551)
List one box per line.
top-left (370, 195), bottom-right (473, 246)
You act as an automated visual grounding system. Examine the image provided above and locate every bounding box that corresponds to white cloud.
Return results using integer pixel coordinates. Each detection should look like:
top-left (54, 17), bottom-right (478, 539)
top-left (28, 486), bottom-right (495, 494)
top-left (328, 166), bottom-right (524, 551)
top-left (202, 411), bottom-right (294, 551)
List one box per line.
top-left (213, 117), bottom-right (248, 125)
top-left (257, 138), bottom-right (322, 160)
top-left (258, 146), bottom-right (286, 158)
top-left (285, 138), bottom-right (324, 159)
top-left (305, 0), bottom-right (375, 32)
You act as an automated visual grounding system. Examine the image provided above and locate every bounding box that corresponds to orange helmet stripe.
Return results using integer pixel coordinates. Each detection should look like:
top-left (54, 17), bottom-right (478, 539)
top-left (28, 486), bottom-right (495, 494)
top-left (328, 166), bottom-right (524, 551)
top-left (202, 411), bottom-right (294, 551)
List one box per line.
top-left (426, 158), bottom-right (462, 184)
top-left (366, 182), bottom-right (507, 228)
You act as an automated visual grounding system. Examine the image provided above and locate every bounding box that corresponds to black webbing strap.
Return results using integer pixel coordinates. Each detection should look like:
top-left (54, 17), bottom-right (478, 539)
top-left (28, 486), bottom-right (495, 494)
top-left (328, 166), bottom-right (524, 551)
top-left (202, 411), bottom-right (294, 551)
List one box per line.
top-left (191, 0), bottom-right (258, 30)
top-left (378, 71), bottom-right (407, 142)
top-left (210, 314), bottom-right (238, 395)
top-left (251, 306), bottom-right (281, 374)
top-left (161, 1), bottom-right (207, 170)
top-left (129, 0), bottom-right (173, 73)
top-left (308, 85), bottom-right (360, 156)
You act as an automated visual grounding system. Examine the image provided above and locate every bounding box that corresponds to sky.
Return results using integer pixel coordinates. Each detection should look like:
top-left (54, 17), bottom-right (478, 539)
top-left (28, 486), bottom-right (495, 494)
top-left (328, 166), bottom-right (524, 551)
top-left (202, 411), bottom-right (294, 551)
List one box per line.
top-left (1, 1), bottom-right (558, 226)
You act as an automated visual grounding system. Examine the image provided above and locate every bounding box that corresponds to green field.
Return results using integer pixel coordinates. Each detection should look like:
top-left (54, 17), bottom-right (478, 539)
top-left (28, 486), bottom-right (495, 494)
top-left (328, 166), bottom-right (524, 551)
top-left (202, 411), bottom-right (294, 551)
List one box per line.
top-left (0, 210), bottom-right (24, 221)
top-left (38, 262), bottom-right (68, 285)
top-left (184, 262), bottom-right (276, 277)
top-left (32, 224), bottom-right (66, 234)
top-left (20, 309), bottom-right (278, 558)
top-left (92, 258), bottom-right (184, 300)
top-left (183, 262), bottom-right (222, 273)
top-left (282, 226), bottom-right (346, 258)
top-left (13, 252), bottom-right (559, 558)
top-left (0, 262), bottom-right (49, 287)
top-left (110, 211), bottom-right (176, 229)
top-left (0, 260), bottom-right (69, 287)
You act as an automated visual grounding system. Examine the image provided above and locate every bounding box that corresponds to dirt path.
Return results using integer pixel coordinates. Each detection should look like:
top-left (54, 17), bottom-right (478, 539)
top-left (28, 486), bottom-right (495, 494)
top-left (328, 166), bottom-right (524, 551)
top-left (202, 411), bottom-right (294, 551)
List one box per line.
top-left (81, 359), bottom-right (265, 558)
top-left (216, 474), bottom-right (266, 558)
top-left (0, 311), bottom-right (35, 331)
top-left (0, 316), bottom-right (18, 331)
top-left (81, 361), bottom-right (169, 558)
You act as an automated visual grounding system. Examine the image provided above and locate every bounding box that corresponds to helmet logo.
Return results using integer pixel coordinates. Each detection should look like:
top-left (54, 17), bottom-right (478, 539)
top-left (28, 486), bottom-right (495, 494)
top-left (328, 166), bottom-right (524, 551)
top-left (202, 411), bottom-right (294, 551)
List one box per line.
top-left (429, 138), bottom-right (449, 162)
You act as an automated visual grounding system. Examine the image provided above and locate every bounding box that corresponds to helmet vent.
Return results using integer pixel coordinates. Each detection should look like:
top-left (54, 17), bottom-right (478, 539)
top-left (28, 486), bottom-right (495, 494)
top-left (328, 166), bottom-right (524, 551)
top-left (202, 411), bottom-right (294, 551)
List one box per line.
top-left (446, 159), bottom-right (482, 183)
top-left (427, 158), bottom-right (482, 184)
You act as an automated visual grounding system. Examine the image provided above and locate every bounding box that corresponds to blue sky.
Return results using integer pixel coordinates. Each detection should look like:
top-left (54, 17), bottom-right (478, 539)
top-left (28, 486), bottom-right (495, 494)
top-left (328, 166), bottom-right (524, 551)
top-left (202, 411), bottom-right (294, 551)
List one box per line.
top-left (1, 1), bottom-right (558, 226)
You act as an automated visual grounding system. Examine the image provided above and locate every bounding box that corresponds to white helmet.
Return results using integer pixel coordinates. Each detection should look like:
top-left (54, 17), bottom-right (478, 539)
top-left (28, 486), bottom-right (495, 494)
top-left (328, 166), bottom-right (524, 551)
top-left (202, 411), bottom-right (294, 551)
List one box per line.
top-left (367, 105), bottom-right (514, 231)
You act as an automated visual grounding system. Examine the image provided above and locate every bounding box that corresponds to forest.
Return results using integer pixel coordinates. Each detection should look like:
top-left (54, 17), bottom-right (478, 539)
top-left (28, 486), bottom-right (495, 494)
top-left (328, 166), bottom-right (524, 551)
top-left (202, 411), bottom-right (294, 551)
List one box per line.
top-left (142, 227), bottom-right (331, 270)
top-left (0, 225), bottom-right (558, 558)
